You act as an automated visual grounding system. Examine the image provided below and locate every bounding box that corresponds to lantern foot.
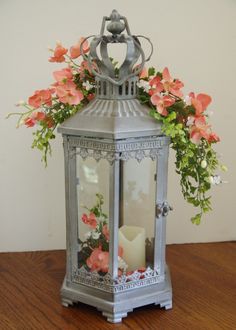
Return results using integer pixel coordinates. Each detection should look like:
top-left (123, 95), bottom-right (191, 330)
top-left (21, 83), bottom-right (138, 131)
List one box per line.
top-left (60, 266), bottom-right (172, 322)
top-left (102, 311), bottom-right (130, 323)
top-left (158, 300), bottom-right (173, 310)
top-left (61, 298), bottom-right (74, 307)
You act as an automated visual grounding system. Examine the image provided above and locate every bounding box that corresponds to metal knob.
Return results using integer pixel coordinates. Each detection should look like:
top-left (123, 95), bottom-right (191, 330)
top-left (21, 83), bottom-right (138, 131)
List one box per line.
top-left (156, 202), bottom-right (173, 218)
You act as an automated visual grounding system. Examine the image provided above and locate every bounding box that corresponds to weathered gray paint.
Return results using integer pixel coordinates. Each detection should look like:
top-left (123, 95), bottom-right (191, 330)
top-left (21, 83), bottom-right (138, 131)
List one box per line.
top-left (109, 158), bottom-right (120, 278)
top-left (59, 9), bottom-right (172, 323)
top-left (154, 144), bottom-right (169, 275)
top-left (57, 98), bottom-right (162, 139)
top-left (61, 266), bottom-right (172, 323)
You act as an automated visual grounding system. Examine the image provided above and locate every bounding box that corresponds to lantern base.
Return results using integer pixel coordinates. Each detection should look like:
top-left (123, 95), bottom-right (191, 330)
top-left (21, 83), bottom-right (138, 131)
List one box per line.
top-left (61, 266), bottom-right (172, 323)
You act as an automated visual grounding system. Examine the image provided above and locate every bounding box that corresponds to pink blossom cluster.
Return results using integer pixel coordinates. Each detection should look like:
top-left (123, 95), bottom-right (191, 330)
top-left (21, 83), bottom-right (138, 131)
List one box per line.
top-left (53, 68), bottom-right (84, 105)
top-left (86, 246), bottom-right (124, 273)
top-left (142, 67), bottom-right (220, 145)
top-left (187, 93), bottom-right (220, 144)
top-left (81, 212), bottom-right (98, 229)
top-left (23, 38), bottom-right (92, 129)
top-left (81, 212), bottom-right (123, 273)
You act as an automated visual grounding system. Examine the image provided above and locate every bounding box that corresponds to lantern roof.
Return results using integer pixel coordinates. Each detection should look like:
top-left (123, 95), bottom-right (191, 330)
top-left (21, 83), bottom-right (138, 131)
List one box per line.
top-left (58, 9), bottom-right (162, 139)
top-left (57, 98), bottom-right (162, 139)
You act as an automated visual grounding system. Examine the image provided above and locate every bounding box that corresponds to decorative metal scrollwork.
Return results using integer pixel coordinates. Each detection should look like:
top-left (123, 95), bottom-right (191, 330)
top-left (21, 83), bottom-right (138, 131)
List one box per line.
top-left (156, 201), bottom-right (173, 218)
top-left (75, 147), bottom-right (163, 164)
top-left (72, 266), bottom-right (164, 293)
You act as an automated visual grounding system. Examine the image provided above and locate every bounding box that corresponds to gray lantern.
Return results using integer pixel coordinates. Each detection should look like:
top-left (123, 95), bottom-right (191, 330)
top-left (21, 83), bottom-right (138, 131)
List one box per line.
top-left (58, 10), bottom-right (172, 323)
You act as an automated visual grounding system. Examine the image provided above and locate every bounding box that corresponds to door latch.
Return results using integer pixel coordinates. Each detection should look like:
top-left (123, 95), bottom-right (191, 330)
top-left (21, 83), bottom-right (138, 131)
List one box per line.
top-left (156, 201), bottom-right (173, 218)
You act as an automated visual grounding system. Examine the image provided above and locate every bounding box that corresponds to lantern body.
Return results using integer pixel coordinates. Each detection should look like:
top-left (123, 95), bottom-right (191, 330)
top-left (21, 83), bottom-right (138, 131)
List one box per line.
top-left (58, 10), bottom-right (172, 323)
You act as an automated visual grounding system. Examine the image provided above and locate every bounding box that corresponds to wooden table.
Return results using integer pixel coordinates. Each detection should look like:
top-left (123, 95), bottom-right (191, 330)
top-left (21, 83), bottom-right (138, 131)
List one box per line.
top-left (0, 242), bottom-right (235, 329)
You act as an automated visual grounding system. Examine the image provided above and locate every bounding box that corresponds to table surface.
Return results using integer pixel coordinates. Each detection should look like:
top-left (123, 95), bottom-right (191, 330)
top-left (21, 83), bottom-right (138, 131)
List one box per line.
top-left (0, 242), bottom-right (235, 330)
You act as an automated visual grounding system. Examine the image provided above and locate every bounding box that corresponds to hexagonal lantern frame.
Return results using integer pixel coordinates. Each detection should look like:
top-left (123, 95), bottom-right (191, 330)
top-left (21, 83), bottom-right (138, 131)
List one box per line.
top-left (58, 10), bottom-right (172, 323)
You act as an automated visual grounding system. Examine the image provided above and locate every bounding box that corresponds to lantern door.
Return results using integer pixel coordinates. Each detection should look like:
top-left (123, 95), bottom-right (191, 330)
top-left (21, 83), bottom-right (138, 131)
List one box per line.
top-left (118, 157), bottom-right (156, 275)
top-left (76, 154), bottom-right (111, 276)
top-left (116, 140), bottom-right (170, 280)
top-left (63, 136), bottom-right (169, 288)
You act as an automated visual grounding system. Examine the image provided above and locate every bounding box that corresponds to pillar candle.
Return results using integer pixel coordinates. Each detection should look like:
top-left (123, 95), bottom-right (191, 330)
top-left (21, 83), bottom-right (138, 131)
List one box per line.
top-left (118, 225), bottom-right (146, 272)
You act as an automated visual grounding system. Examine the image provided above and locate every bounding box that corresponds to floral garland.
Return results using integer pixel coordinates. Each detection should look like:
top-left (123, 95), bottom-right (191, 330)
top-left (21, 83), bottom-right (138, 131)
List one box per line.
top-left (78, 193), bottom-right (128, 275)
top-left (8, 38), bottom-right (226, 224)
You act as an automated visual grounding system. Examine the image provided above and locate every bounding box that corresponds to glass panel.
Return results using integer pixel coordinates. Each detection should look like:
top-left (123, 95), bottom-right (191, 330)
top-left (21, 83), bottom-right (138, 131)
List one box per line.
top-left (118, 158), bottom-right (156, 274)
top-left (76, 154), bottom-right (110, 274)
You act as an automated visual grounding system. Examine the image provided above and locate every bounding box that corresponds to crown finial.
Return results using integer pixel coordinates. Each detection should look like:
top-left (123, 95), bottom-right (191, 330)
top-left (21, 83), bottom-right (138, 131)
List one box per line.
top-left (107, 10), bottom-right (125, 36)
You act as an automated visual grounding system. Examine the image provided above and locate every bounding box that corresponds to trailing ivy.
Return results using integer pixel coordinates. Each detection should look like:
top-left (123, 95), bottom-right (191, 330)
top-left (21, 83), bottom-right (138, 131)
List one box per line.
top-left (138, 67), bottom-right (223, 224)
top-left (7, 39), bottom-right (224, 224)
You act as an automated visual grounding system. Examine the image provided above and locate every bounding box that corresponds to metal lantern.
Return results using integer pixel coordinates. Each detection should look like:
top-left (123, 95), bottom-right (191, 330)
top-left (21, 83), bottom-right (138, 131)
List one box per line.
top-left (58, 10), bottom-right (172, 323)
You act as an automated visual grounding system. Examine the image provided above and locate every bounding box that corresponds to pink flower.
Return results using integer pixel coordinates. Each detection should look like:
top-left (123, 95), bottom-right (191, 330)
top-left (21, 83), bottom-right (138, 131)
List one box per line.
top-left (162, 67), bottom-right (184, 97)
top-left (189, 92), bottom-right (212, 116)
top-left (87, 93), bottom-right (95, 101)
top-left (151, 93), bottom-right (175, 116)
top-left (81, 212), bottom-right (97, 229)
top-left (189, 116), bottom-right (211, 144)
top-left (53, 68), bottom-right (73, 83)
top-left (208, 132), bottom-right (220, 143)
top-left (70, 37), bottom-right (90, 59)
top-left (148, 75), bottom-right (163, 95)
top-left (49, 44), bottom-right (68, 63)
top-left (78, 60), bottom-right (97, 78)
top-left (139, 67), bottom-right (148, 79)
top-left (44, 116), bottom-right (54, 128)
top-left (33, 111), bottom-right (46, 121)
top-left (102, 224), bottom-right (109, 241)
top-left (86, 245), bottom-right (124, 273)
top-left (24, 111), bottom-right (46, 128)
top-left (24, 117), bottom-right (36, 127)
top-left (137, 267), bottom-right (146, 273)
top-left (86, 247), bottom-right (109, 273)
top-left (28, 89), bottom-right (54, 109)
top-left (55, 81), bottom-right (84, 105)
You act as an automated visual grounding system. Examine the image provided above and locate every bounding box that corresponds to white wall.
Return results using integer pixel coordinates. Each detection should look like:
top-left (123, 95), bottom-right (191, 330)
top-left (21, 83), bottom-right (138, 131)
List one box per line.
top-left (0, 0), bottom-right (235, 252)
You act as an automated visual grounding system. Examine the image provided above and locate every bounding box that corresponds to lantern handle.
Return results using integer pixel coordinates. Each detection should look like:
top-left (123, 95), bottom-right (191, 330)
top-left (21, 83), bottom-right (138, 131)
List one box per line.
top-left (135, 35), bottom-right (154, 63)
top-left (80, 35), bottom-right (153, 62)
top-left (80, 36), bottom-right (147, 86)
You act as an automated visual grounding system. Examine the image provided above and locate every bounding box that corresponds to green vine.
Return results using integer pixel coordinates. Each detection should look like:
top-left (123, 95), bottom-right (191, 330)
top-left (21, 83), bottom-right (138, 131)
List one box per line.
top-left (138, 67), bottom-right (223, 224)
top-left (7, 39), bottom-right (225, 224)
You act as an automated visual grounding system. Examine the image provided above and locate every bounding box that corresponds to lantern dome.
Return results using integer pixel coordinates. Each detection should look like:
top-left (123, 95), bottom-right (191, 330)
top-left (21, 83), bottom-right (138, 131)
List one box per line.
top-left (58, 98), bottom-right (162, 139)
top-left (58, 9), bottom-right (162, 139)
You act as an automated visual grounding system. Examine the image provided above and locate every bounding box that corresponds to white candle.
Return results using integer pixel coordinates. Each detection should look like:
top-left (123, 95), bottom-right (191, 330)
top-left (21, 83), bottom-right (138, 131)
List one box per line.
top-left (118, 225), bottom-right (146, 272)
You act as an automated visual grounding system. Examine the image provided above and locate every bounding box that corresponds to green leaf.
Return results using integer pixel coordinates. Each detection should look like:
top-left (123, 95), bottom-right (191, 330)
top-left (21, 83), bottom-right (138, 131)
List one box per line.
top-left (166, 111), bottom-right (176, 122)
top-left (148, 67), bottom-right (155, 76)
top-left (191, 213), bottom-right (202, 225)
